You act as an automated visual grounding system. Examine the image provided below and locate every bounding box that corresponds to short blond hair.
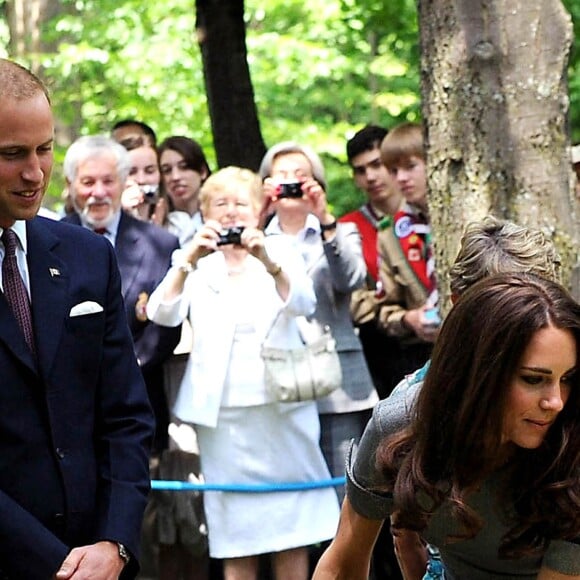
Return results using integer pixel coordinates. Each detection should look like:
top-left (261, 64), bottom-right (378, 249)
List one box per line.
top-left (199, 166), bottom-right (264, 216)
top-left (380, 122), bottom-right (424, 169)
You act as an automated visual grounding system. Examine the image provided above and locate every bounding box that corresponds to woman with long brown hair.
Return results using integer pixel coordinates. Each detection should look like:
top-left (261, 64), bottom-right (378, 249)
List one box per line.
top-left (314, 272), bottom-right (580, 579)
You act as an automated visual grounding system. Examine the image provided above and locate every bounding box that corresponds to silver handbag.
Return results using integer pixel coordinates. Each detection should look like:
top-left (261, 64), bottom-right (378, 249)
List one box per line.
top-left (261, 316), bottom-right (342, 402)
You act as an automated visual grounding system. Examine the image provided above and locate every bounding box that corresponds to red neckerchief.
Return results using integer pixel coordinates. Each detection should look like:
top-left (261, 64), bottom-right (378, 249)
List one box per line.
top-left (393, 207), bottom-right (435, 293)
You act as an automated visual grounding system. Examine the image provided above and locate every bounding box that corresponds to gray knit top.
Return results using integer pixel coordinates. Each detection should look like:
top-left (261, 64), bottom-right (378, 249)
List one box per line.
top-left (346, 372), bottom-right (580, 579)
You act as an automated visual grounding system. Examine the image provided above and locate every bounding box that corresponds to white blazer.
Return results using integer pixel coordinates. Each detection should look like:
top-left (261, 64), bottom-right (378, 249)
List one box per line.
top-left (147, 235), bottom-right (316, 427)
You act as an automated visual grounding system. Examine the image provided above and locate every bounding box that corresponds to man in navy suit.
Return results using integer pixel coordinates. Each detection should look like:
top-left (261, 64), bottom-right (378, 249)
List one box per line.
top-left (0, 59), bottom-right (154, 578)
top-left (62, 135), bottom-right (181, 454)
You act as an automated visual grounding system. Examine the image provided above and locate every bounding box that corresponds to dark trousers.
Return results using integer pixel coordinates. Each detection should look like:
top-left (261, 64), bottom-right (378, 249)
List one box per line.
top-left (358, 324), bottom-right (432, 400)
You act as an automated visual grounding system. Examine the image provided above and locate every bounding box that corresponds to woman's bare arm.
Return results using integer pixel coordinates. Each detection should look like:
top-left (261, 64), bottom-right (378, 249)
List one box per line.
top-left (312, 497), bottom-right (383, 580)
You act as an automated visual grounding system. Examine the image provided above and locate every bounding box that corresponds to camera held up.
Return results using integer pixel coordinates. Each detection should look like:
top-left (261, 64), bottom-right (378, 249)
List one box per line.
top-left (140, 184), bottom-right (159, 204)
top-left (217, 226), bottom-right (245, 246)
top-left (277, 182), bottom-right (303, 199)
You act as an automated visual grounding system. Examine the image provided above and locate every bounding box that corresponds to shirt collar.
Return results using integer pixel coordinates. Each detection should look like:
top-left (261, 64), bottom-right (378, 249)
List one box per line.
top-left (1, 220), bottom-right (28, 254)
top-left (265, 213), bottom-right (319, 238)
top-left (79, 209), bottom-right (121, 237)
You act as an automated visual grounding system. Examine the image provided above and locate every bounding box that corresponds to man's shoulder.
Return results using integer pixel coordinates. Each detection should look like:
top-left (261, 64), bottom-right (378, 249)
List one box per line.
top-left (339, 207), bottom-right (371, 228)
top-left (339, 207), bottom-right (365, 222)
top-left (37, 214), bottom-right (98, 243)
top-left (120, 212), bottom-right (179, 248)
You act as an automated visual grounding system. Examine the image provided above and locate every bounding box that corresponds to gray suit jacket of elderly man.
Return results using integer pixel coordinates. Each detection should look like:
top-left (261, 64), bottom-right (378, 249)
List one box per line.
top-left (266, 218), bottom-right (378, 415)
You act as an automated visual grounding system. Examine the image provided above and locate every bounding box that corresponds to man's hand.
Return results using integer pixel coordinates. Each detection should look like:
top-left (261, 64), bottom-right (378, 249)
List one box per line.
top-left (55, 541), bottom-right (125, 580)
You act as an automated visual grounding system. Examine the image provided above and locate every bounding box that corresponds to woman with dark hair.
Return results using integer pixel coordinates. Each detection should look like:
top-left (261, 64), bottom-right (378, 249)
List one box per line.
top-left (119, 133), bottom-right (167, 224)
top-left (158, 135), bottom-right (212, 246)
top-left (314, 272), bottom-right (580, 579)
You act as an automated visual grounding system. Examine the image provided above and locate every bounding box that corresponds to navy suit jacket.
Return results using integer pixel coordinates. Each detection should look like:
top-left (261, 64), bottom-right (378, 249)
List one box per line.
top-left (0, 217), bottom-right (154, 579)
top-left (63, 212), bottom-right (181, 450)
top-left (62, 211), bottom-right (181, 371)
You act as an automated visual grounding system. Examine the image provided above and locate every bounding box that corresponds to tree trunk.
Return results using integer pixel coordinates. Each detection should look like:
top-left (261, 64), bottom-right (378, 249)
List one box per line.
top-left (196, 0), bottom-right (267, 171)
top-left (419, 0), bottom-right (578, 310)
top-left (6, 0), bottom-right (61, 71)
top-left (5, 0), bottom-right (79, 147)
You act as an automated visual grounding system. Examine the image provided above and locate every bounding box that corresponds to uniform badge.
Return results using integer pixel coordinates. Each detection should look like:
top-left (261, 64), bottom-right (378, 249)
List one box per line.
top-left (395, 215), bottom-right (412, 238)
top-left (135, 292), bottom-right (149, 322)
top-left (408, 248), bottom-right (421, 262)
top-left (408, 234), bottom-right (419, 246)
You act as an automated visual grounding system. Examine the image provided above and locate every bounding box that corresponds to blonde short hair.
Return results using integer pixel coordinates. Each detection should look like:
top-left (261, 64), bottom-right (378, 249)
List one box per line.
top-left (380, 122), bottom-right (424, 170)
top-left (199, 166), bottom-right (264, 216)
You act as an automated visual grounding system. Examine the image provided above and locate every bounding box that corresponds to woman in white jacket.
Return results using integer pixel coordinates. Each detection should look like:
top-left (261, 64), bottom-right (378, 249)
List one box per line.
top-left (147, 166), bottom-right (340, 580)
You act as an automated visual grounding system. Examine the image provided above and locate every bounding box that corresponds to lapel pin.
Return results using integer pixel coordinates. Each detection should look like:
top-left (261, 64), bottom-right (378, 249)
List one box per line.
top-left (49, 268), bottom-right (61, 277)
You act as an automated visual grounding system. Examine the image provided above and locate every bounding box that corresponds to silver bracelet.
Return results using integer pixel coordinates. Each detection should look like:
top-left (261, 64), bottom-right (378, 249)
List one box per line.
top-left (176, 260), bottom-right (195, 274)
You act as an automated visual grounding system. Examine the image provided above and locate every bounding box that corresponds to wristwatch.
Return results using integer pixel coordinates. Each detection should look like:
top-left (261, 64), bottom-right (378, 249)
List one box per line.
top-left (117, 542), bottom-right (130, 566)
top-left (320, 219), bottom-right (337, 232)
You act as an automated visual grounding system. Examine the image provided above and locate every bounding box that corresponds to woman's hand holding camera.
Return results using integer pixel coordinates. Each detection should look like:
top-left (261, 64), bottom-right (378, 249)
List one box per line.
top-left (242, 227), bottom-right (276, 268)
top-left (301, 178), bottom-right (327, 219)
top-left (182, 219), bottom-right (224, 267)
top-left (121, 179), bottom-right (145, 211)
top-left (262, 177), bottom-right (280, 202)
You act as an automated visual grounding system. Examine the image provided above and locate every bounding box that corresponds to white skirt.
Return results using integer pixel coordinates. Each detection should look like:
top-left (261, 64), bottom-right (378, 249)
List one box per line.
top-left (195, 402), bottom-right (341, 558)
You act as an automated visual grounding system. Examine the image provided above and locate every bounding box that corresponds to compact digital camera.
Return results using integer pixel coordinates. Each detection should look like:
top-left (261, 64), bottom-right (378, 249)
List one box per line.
top-left (277, 182), bottom-right (303, 199)
top-left (217, 226), bottom-right (245, 246)
top-left (140, 184), bottom-right (159, 204)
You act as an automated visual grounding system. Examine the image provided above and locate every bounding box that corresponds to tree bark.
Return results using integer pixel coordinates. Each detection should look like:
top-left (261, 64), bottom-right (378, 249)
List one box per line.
top-left (419, 0), bottom-right (578, 309)
top-left (6, 0), bottom-right (61, 71)
top-left (196, 0), bottom-right (267, 171)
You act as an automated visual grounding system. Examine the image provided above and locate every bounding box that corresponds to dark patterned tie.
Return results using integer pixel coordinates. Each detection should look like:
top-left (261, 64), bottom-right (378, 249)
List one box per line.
top-left (2, 229), bottom-right (36, 354)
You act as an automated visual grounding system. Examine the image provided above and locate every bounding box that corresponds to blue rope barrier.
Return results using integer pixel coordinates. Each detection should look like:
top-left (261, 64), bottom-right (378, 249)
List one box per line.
top-left (151, 476), bottom-right (346, 493)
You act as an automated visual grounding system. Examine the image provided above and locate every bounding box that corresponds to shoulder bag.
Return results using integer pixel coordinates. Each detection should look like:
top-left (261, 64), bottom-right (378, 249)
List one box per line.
top-left (260, 314), bottom-right (342, 402)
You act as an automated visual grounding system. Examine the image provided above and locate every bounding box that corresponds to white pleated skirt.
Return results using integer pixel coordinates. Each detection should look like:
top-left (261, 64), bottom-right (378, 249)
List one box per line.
top-left (195, 402), bottom-right (341, 558)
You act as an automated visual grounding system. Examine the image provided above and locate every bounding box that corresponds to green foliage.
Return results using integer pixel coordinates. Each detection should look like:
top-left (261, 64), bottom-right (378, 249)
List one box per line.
top-left (562, 0), bottom-right (580, 143)
top-left (5, 0), bottom-right (578, 215)
top-left (28, 0), bottom-right (422, 215)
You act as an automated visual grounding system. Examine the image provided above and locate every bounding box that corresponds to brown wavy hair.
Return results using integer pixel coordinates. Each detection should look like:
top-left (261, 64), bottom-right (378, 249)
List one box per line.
top-left (377, 272), bottom-right (580, 557)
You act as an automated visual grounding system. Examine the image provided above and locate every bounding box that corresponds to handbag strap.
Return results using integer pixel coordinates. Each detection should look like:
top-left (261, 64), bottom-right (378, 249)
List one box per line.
top-left (262, 311), bottom-right (309, 347)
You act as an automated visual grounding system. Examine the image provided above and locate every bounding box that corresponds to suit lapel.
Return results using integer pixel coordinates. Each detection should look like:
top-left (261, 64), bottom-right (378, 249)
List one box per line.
top-left (26, 218), bottom-right (69, 378)
top-left (0, 293), bottom-right (37, 372)
top-left (115, 213), bottom-right (144, 299)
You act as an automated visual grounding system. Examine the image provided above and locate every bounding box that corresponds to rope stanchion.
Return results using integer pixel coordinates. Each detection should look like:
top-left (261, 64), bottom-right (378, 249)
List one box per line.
top-left (151, 476), bottom-right (346, 493)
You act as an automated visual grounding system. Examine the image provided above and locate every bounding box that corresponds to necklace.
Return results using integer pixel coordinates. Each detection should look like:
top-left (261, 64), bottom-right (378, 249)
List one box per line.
top-left (227, 264), bottom-right (246, 275)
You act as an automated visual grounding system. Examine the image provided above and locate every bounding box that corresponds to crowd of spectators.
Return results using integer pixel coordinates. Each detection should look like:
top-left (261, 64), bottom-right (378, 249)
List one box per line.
top-left (8, 64), bottom-right (579, 578)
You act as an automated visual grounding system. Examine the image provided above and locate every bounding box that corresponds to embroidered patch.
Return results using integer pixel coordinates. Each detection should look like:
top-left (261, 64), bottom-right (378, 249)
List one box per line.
top-left (395, 215), bottom-right (413, 238)
top-left (408, 248), bottom-right (421, 262)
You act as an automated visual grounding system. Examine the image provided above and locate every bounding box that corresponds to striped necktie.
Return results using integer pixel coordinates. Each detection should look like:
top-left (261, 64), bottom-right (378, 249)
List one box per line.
top-left (2, 229), bottom-right (36, 354)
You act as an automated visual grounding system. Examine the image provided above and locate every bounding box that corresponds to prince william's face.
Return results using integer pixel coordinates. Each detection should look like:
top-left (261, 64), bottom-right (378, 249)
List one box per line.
top-left (0, 92), bottom-right (54, 228)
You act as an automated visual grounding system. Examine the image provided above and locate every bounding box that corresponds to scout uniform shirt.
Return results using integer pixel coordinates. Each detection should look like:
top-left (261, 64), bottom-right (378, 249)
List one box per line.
top-left (376, 201), bottom-right (438, 340)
